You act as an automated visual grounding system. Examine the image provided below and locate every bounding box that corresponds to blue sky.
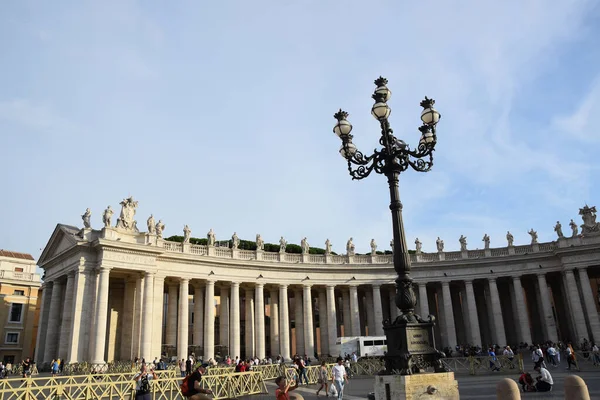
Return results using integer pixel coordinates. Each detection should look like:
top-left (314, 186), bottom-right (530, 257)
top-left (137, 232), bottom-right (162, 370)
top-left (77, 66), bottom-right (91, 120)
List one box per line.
top-left (1, 1), bottom-right (600, 258)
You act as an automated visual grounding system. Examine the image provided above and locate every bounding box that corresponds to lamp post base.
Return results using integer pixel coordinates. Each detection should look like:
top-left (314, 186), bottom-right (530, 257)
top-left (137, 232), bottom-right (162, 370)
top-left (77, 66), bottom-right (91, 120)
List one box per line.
top-left (373, 372), bottom-right (459, 400)
top-left (382, 316), bottom-right (447, 375)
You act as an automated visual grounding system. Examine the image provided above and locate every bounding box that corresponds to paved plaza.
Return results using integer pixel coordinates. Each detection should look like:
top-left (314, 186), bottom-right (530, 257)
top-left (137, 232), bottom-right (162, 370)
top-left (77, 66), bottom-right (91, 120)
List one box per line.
top-left (240, 365), bottom-right (600, 399)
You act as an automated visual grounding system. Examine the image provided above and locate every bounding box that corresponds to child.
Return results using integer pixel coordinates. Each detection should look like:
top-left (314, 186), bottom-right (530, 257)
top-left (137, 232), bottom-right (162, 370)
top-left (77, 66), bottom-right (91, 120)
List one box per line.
top-left (275, 375), bottom-right (298, 400)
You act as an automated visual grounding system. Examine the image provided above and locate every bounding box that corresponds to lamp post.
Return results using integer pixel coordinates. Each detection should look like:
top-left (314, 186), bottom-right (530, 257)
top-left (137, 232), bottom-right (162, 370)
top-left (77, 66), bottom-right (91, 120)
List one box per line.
top-left (333, 77), bottom-right (446, 375)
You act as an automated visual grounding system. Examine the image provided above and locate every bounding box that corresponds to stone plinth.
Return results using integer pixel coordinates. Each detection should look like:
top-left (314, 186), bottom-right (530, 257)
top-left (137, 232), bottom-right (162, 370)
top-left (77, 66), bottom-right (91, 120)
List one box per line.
top-left (373, 372), bottom-right (459, 400)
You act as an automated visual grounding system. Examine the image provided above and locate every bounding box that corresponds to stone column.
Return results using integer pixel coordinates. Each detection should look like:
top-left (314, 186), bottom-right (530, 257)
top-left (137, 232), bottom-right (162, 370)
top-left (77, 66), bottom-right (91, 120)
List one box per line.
top-left (579, 268), bottom-right (600, 342)
top-left (318, 289), bottom-right (328, 356)
top-left (141, 271), bottom-right (155, 361)
top-left (91, 266), bottom-right (111, 364)
top-left (131, 274), bottom-right (143, 359)
top-left (538, 273), bottom-right (559, 343)
top-left (279, 285), bottom-right (291, 360)
top-left (67, 268), bottom-right (90, 363)
top-left (303, 285), bottom-right (315, 358)
top-left (220, 287), bottom-right (230, 350)
top-left (563, 270), bottom-right (588, 341)
top-left (35, 282), bottom-right (52, 363)
top-left (58, 272), bottom-right (75, 360)
top-left (372, 285), bottom-right (384, 336)
top-left (245, 287), bottom-right (255, 358)
top-left (269, 289), bottom-right (280, 358)
top-left (193, 283), bottom-right (204, 350)
top-left (349, 285), bottom-right (361, 337)
top-left (178, 278), bottom-right (190, 361)
top-left (512, 276), bottom-right (532, 344)
top-left (366, 290), bottom-right (375, 335)
top-left (152, 276), bottom-right (165, 359)
top-left (441, 281), bottom-right (457, 348)
top-left (464, 280), bottom-right (482, 347)
top-left (229, 282), bottom-right (240, 358)
top-left (204, 280), bottom-right (216, 360)
top-left (255, 283), bottom-right (265, 359)
top-left (120, 277), bottom-right (136, 360)
top-left (389, 288), bottom-right (398, 320)
top-left (294, 289), bottom-right (305, 355)
top-left (326, 285), bottom-right (337, 355)
top-left (166, 284), bottom-right (178, 347)
top-left (418, 283), bottom-right (429, 317)
top-left (488, 278), bottom-right (507, 346)
top-left (43, 280), bottom-right (63, 362)
top-left (342, 290), bottom-right (351, 336)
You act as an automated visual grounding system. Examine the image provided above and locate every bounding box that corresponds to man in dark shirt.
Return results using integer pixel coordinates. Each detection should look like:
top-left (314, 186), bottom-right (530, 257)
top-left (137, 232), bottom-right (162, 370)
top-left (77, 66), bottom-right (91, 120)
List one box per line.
top-left (185, 358), bottom-right (192, 376)
top-left (186, 363), bottom-right (213, 400)
top-left (21, 358), bottom-right (31, 379)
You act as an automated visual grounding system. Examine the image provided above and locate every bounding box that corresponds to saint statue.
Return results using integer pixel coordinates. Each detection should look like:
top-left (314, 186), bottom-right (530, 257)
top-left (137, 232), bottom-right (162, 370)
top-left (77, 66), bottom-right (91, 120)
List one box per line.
top-left (147, 215), bottom-right (156, 234)
top-left (325, 239), bottom-right (332, 255)
top-left (301, 237), bottom-right (310, 254)
top-left (102, 206), bottom-right (113, 228)
top-left (279, 236), bottom-right (287, 253)
top-left (436, 237), bottom-right (444, 252)
top-left (231, 232), bottom-right (240, 249)
top-left (506, 231), bottom-right (514, 246)
top-left (459, 235), bottom-right (467, 251)
top-left (346, 237), bottom-right (355, 256)
top-left (207, 229), bottom-right (216, 246)
top-left (116, 196), bottom-right (139, 232)
top-left (183, 225), bottom-right (191, 243)
top-left (569, 219), bottom-right (578, 237)
top-left (554, 221), bottom-right (564, 239)
top-left (155, 220), bottom-right (165, 238)
top-left (482, 234), bottom-right (490, 250)
top-left (256, 234), bottom-right (264, 251)
top-left (415, 238), bottom-right (422, 254)
top-left (528, 229), bottom-right (538, 244)
top-left (370, 239), bottom-right (377, 255)
top-left (81, 208), bottom-right (92, 229)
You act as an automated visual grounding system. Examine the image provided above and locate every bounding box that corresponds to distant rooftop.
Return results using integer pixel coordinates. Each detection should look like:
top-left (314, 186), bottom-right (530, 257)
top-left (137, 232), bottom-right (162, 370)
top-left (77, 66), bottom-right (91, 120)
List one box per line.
top-left (0, 250), bottom-right (35, 261)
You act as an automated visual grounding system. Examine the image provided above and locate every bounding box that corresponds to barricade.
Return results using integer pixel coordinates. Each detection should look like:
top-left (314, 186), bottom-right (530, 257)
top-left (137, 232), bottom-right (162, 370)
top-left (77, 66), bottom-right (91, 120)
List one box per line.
top-left (0, 370), bottom-right (266, 400)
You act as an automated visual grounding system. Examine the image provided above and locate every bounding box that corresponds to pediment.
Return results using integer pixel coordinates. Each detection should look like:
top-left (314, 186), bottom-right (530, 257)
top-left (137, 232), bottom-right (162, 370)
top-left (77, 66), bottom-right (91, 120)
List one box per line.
top-left (38, 224), bottom-right (81, 267)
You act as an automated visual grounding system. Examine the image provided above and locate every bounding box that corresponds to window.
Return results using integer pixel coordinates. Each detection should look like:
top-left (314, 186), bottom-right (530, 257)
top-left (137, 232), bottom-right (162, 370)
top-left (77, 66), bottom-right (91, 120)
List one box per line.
top-left (8, 303), bottom-right (23, 323)
top-left (14, 267), bottom-right (23, 272)
top-left (374, 340), bottom-right (384, 345)
top-left (13, 290), bottom-right (25, 296)
top-left (5, 333), bottom-right (19, 344)
top-left (363, 340), bottom-right (374, 346)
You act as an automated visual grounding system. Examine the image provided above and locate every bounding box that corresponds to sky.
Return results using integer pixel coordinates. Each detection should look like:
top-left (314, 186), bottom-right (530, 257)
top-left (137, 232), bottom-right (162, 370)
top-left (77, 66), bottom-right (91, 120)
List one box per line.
top-left (1, 0), bottom-right (600, 260)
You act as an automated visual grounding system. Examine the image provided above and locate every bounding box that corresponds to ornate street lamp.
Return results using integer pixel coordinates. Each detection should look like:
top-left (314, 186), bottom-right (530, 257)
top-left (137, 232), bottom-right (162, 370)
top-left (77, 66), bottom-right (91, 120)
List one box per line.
top-left (333, 77), bottom-right (446, 375)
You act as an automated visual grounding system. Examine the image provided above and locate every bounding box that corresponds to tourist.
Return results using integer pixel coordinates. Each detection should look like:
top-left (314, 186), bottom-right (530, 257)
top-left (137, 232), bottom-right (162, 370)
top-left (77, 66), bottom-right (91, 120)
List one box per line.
top-left (183, 363), bottom-right (213, 400)
top-left (186, 358), bottom-right (193, 376)
top-left (316, 361), bottom-right (329, 396)
top-left (565, 342), bottom-right (577, 370)
top-left (533, 365), bottom-right (553, 392)
top-left (332, 357), bottom-right (348, 400)
top-left (179, 359), bottom-right (186, 377)
top-left (133, 363), bottom-right (157, 400)
top-left (51, 359), bottom-right (59, 377)
top-left (518, 371), bottom-right (536, 392)
top-left (295, 356), bottom-right (308, 385)
top-left (532, 346), bottom-right (544, 369)
top-left (592, 342), bottom-right (600, 366)
top-left (275, 375), bottom-right (298, 400)
top-left (546, 344), bottom-right (558, 367)
top-left (488, 348), bottom-right (500, 372)
top-left (21, 357), bottom-right (31, 379)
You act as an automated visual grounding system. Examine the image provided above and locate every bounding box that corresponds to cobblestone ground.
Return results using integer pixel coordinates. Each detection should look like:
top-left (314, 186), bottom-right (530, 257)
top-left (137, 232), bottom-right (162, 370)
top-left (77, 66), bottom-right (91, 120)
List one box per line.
top-left (240, 364), bottom-right (600, 400)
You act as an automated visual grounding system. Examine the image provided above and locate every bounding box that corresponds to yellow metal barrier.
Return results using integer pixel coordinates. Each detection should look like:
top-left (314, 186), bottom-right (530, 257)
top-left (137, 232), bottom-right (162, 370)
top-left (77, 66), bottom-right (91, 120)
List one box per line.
top-left (469, 355), bottom-right (523, 375)
top-left (0, 371), bottom-right (266, 400)
top-left (284, 364), bottom-right (335, 384)
top-left (251, 363), bottom-right (285, 380)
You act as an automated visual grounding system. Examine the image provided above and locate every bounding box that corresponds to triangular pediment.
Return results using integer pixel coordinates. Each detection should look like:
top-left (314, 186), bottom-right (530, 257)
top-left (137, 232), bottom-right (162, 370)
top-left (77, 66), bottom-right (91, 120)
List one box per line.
top-left (38, 224), bottom-right (81, 267)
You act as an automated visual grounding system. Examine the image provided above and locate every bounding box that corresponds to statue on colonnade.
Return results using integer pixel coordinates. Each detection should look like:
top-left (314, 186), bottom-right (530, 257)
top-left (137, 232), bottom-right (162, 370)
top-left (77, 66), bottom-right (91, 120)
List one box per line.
top-left (231, 232), bottom-right (240, 249)
top-left (415, 238), bottom-right (422, 254)
top-left (370, 239), bottom-right (377, 255)
top-left (506, 231), bottom-right (514, 246)
top-left (116, 196), bottom-right (139, 232)
top-left (459, 235), bottom-right (467, 251)
top-left (528, 229), bottom-right (538, 244)
top-left (256, 234), bottom-right (264, 250)
top-left (147, 215), bottom-right (156, 234)
top-left (81, 208), bottom-right (92, 229)
top-left (554, 221), bottom-right (564, 239)
top-left (279, 236), bottom-right (287, 253)
top-left (346, 237), bottom-right (355, 256)
top-left (155, 220), bottom-right (165, 238)
top-left (569, 219), bottom-right (578, 237)
top-left (325, 239), bottom-right (332, 255)
top-left (482, 234), bottom-right (490, 249)
top-left (301, 237), bottom-right (310, 254)
top-left (436, 237), bottom-right (444, 252)
top-left (580, 205), bottom-right (600, 235)
top-left (183, 225), bottom-right (192, 243)
top-left (102, 206), bottom-right (113, 228)
top-left (207, 229), bottom-right (216, 246)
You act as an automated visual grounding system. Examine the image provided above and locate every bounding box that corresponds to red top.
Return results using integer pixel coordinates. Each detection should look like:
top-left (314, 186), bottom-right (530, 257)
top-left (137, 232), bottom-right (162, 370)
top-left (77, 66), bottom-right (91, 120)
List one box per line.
top-left (275, 388), bottom-right (290, 400)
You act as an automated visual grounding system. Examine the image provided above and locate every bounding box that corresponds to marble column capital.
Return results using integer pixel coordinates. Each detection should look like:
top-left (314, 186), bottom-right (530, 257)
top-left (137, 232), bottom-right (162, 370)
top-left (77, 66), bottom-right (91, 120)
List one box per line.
top-left (179, 277), bottom-right (190, 284)
top-left (302, 283), bottom-right (313, 289)
top-left (144, 270), bottom-right (156, 278)
top-left (441, 280), bottom-right (451, 287)
top-left (488, 277), bottom-right (497, 283)
top-left (255, 282), bottom-right (265, 289)
top-left (464, 279), bottom-right (474, 286)
top-left (326, 284), bottom-right (336, 289)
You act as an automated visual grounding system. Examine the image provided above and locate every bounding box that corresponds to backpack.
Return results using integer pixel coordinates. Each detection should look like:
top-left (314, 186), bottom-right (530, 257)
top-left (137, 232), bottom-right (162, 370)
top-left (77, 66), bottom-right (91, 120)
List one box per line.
top-left (180, 374), bottom-right (193, 396)
top-left (139, 374), bottom-right (151, 394)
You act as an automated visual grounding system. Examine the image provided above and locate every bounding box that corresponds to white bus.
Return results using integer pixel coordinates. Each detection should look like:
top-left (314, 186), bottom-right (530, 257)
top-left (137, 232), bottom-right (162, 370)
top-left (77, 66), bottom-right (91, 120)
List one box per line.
top-left (333, 336), bottom-right (387, 357)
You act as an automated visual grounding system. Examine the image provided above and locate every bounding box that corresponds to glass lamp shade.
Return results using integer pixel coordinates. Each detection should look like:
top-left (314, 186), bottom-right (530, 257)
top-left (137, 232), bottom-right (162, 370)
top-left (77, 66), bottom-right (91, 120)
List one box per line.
top-left (421, 107), bottom-right (441, 125)
top-left (374, 85), bottom-right (392, 102)
top-left (333, 119), bottom-right (353, 137)
top-left (371, 102), bottom-right (391, 120)
top-left (419, 130), bottom-right (436, 146)
top-left (339, 143), bottom-right (357, 159)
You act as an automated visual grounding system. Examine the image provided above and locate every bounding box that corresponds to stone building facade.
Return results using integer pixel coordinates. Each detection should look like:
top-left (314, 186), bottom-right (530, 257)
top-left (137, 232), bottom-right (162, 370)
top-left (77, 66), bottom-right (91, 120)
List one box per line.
top-left (0, 250), bottom-right (42, 364)
top-left (35, 198), bottom-right (600, 364)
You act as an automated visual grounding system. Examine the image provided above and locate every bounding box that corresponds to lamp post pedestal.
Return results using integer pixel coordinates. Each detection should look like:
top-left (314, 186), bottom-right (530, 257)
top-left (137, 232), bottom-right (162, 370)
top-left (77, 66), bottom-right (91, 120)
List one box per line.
top-left (373, 372), bottom-right (459, 400)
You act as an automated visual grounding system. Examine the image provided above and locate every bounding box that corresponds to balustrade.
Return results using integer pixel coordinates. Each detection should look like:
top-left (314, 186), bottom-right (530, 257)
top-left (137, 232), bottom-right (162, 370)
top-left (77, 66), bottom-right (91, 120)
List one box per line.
top-left (189, 244), bottom-right (207, 255)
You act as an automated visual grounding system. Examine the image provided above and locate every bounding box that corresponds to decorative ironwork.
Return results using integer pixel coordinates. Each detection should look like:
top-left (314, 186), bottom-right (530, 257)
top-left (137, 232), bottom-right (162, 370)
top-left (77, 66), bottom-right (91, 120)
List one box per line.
top-left (332, 77), bottom-right (443, 376)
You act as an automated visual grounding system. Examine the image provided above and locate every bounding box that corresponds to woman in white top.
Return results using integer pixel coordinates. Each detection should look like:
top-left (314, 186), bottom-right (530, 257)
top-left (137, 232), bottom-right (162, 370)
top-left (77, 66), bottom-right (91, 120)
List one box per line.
top-left (331, 357), bottom-right (348, 400)
top-left (133, 364), bottom-right (158, 400)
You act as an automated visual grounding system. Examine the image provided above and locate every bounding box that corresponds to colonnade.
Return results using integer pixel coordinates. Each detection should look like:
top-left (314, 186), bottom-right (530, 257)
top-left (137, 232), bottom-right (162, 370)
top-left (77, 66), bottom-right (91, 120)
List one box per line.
top-left (35, 264), bottom-right (600, 364)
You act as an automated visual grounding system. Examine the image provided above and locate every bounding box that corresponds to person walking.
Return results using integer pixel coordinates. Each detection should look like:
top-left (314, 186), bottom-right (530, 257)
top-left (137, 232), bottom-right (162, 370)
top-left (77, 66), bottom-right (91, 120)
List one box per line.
top-left (316, 361), bottom-right (329, 396)
top-left (331, 357), bottom-right (348, 400)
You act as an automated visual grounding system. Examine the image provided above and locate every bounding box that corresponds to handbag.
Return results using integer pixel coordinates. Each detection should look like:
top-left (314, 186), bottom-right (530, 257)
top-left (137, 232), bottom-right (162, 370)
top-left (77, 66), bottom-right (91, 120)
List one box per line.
top-left (329, 383), bottom-right (338, 396)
